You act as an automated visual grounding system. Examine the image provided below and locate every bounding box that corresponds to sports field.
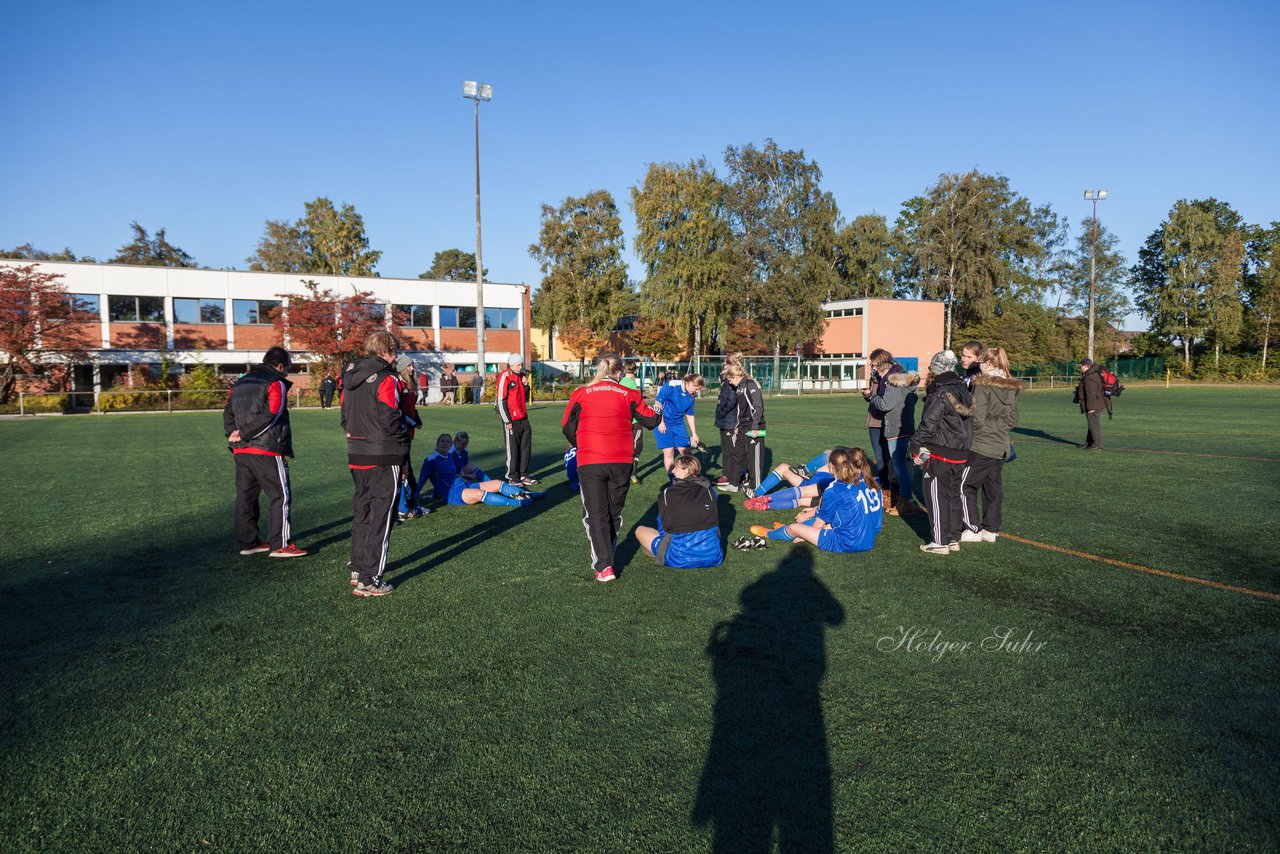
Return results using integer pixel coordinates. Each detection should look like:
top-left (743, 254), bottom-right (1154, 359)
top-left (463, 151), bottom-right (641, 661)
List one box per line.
top-left (1, 386), bottom-right (1277, 851)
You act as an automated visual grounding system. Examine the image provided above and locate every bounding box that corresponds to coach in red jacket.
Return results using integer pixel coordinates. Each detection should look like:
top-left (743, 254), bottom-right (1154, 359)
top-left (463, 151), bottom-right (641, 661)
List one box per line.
top-left (497, 355), bottom-right (535, 485)
top-left (561, 355), bottom-right (661, 582)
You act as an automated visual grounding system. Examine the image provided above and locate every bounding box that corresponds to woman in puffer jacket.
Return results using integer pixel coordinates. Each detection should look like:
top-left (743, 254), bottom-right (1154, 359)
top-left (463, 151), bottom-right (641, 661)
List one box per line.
top-left (868, 365), bottom-right (920, 516)
top-left (909, 350), bottom-right (973, 555)
top-left (959, 346), bottom-right (1021, 543)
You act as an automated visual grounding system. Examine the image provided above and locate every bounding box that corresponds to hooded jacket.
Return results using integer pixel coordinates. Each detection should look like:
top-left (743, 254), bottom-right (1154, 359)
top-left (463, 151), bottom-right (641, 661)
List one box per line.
top-left (970, 373), bottom-right (1021, 460)
top-left (658, 475), bottom-right (720, 535)
top-left (224, 364), bottom-right (293, 457)
top-left (1075, 365), bottom-right (1106, 413)
top-left (868, 369), bottom-right (919, 439)
top-left (909, 370), bottom-right (973, 460)
top-left (714, 378), bottom-right (738, 429)
top-left (341, 354), bottom-right (410, 466)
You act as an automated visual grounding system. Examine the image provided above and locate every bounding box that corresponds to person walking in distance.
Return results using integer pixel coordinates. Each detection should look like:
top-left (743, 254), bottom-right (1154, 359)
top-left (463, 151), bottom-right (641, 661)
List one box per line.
top-left (1075, 358), bottom-right (1106, 450)
top-left (224, 346), bottom-right (307, 559)
top-left (342, 330), bottom-right (411, 597)
top-left (319, 373), bottom-right (336, 409)
top-left (416, 368), bottom-right (429, 406)
top-left (498, 354), bottom-right (537, 486)
top-left (561, 355), bottom-right (660, 582)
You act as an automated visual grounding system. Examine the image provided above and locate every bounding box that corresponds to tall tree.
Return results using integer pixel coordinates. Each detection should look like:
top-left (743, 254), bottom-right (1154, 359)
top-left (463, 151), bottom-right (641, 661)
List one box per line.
top-left (528, 189), bottom-right (630, 350)
top-left (1244, 222), bottom-right (1280, 367)
top-left (723, 140), bottom-right (838, 373)
top-left (1062, 216), bottom-right (1131, 342)
top-left (272, 280), bottom-right (396, 376)
top-left (0, 265), bottom-right (95, 402)
top-left (246, 197), bottom-right (382, 276)
top-left (420, 248), bottom-right (486, 282)
top-left (631, 158), bottom-right (738, 368)
top-left (110, 222), bottom-right (196, 267)
top-left (1, 244), bottom-right (82, 262)
top-left (832, 214), bottom-right (895, 300)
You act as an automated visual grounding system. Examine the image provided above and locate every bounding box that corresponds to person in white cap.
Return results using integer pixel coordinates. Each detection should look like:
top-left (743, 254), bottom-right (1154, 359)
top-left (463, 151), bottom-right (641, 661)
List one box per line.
top-left (496, 354), bottom-right (537, 485)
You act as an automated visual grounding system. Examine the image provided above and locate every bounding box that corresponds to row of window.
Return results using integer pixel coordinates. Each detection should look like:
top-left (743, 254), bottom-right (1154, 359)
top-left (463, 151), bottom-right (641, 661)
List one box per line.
top-left (825, 307), bottom-right (864, 318)
top-left (70, 295), bottom-right (521, 329)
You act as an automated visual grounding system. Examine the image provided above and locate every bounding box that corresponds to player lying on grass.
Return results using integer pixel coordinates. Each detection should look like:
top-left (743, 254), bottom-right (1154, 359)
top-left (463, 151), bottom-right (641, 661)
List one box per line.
top-left (743, 449), bottom-right (834, 510)
top-left (634, 454), bottom-right (724, 569)
top-left (750, 447), bottom-right (883, 553)
top-left (418, 433), bottom-right (545, 507)
top-left (655, 373), bottom-right (705, 479)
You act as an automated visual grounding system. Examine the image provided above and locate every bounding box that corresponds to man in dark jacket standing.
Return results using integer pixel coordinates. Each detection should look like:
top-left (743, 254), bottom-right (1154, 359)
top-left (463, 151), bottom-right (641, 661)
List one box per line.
top-left (224, 346), bottom-right (307, 559)
top-left (909, 350), bottom-right (973, 555)
top-left (342, 330), bottom-right (410, 597)
top-left (1075, 358), bottom-right (1106, 450)
top-left (319, 374), bottom-right (336, 409)
top-left (497, 355), bottom-right (536, 485)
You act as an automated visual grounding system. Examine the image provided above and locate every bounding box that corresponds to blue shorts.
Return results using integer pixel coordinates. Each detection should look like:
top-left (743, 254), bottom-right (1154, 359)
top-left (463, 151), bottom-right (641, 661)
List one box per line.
top-left (655, 427), bottom-right (690, 450)
top-left (651, 528), bottom-right (723, 568)
top-left (817, 527), bottom-right (873, 554)
top-left (447, 479), bottom-right (471, 506)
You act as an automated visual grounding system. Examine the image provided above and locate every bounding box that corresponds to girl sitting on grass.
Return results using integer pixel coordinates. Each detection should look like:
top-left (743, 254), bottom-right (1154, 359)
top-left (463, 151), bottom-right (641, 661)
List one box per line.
top-left (743, 449), bottom-right (834, 510)
top-left (634, 454), bottom-right (723, 569)
top-left (750, 447), bottom-right (883, 553)
top-left (418, 433), bottom-right (544, 507)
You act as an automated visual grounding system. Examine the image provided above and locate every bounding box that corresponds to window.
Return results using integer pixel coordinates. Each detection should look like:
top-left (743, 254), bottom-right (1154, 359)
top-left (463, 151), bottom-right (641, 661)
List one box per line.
top-left (174, 298), bottom-right (226, 324)
top-left (395, 304), bottom-right (433, 327)
top-left (70, 294), bottom-right (100, 316)
top-left (485, 307), bottom-right (520, 329)
top-left (109, 295), bottom-right (165, 322)
top-left (365, 304), bottom-right (385, 322)
top-left (440, 306), bottom-right (477, 328)
top-left (233, 299), bottom-right (280, 325)
top-left (824, 307), bottom-right (863, 318)
top-left (612, 315), bottom-right (636, 331)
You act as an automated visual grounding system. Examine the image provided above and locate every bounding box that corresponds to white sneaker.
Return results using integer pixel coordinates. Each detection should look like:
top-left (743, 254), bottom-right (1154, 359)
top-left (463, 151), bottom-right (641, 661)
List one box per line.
top-left (960, 529), bottom-right (985, 543)
top-left (919, 542), bottom-right (950, 555)
top-left (948, 542), bottom-right (960, 552)
top-left (981, 530), bottom-right (999, 542)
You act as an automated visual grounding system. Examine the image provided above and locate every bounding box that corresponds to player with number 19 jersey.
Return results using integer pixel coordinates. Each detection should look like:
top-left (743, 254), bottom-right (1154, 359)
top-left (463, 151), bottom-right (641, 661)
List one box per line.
top-left (814, 480), bottom-right (883, 553)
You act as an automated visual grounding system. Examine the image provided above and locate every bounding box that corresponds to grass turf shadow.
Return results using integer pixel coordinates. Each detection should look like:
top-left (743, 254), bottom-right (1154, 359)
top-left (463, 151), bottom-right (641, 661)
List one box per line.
top-left (1011, 426), bottom-right (1079, 446)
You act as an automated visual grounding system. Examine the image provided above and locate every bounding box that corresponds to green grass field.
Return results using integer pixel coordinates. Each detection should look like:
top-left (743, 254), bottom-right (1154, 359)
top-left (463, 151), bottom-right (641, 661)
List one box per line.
top-left (1, 387), bottom-right (1278, 851)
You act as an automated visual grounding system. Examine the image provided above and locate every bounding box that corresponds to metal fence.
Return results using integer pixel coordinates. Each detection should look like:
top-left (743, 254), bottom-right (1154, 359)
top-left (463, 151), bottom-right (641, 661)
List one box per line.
top-left (1012, 356), bottom-right (1166, 381)
top-left (0, 388), bottom-right (327, 416)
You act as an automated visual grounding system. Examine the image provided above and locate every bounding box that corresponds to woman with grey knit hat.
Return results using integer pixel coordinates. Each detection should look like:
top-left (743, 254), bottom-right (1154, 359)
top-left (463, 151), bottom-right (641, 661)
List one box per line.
top-left (908, 349), bottom-right (974, 555)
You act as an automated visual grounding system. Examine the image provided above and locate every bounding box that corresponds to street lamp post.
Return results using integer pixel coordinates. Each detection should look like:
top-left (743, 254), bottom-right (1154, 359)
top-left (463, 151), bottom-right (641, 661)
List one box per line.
top-left (463, 81), bottom-right (493, 377)
top-left (1083, 189), bottom-right (1108, 362)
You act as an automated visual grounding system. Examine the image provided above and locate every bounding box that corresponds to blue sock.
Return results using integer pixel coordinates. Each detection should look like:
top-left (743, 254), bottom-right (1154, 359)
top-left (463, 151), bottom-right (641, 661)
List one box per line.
top-left (767, 525), bottom-right (795, 541)
top-left (524, 490), bottom-right (547, 501)
top-left (770, 487), bottom-right (804, 509)
top-left (758, 471), bottom-right (782, 494)
top-left (498, 481), bottom-right (524, 498)
top-left (399, 483), bottom-right (412, 513)
top-left (482, 491), bottom-right (521, 507)
top-left (806, 451), bottom-right (829, 472)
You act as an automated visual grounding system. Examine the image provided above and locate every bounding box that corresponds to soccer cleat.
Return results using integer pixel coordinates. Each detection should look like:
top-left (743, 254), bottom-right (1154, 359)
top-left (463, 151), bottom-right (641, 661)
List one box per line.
top-left (239, 541), bottom-right (270, 556)
top-left (352, 579), bottom-right (394, 597)
top-left (269, 544), bottom-right (308, 558)
top-left (948, 542), bottom-right (960, 552)
top-left (731, 536), bottom-right (755, 551)
top-left (750, 536), bottom-right (769, 549)
top-left (960, 529), bottom-right (985, 543)
top-left (790, 464), bottom-right (812, 480)
top-left (716, 482), bottom-right (739, 493)
top-left (693, 441), bottom-right (708, 454)
top-left (749, 524), bottom-right (775, 539)
top-left (595, 566), bottom-right (616, 583)
top-left (742, 486), bottom-right (756, 499)
top-left (743, 496), bottom-right (772, 511)
top-left (980, 530), bottom-right (999, 542)
top-left (350, 571), bottom-right (359, 586)
top-left (521, 476), bottom-right (541, 486)
top-left (713, 476), bottom-right (730, 486)
top-left (630, 474), bottom-right (639, 485)
top-left (919, 542), bottom-right (950, 555)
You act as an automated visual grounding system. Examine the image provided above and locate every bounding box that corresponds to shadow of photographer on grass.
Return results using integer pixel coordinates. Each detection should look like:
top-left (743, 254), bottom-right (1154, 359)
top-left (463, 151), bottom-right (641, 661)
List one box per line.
top-left (693, 545), bottom-right (845, 853)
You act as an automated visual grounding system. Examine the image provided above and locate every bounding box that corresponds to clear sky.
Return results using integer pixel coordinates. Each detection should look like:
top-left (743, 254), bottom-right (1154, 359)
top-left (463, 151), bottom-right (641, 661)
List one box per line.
top-left (3, 0), bottom-right (1277, 330)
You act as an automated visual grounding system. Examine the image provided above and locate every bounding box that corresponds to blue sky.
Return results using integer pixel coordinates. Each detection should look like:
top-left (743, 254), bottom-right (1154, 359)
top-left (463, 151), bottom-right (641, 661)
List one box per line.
top-left (3, 0), bottom-right (1277, 330)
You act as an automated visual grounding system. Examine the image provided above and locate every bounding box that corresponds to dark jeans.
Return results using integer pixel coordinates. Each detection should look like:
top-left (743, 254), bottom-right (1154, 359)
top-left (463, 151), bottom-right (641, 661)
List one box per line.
top-left (868, 426), bottom-right (891, 489)
top-left (1085, 410), bottom-right (1104, 448)
top-left (234, 453), bottom-right (293, 550)
top-left (349, 464), bottom-right (400, 585)
top-left (578, 462), bottom-right (633, 571)
top-left (960, 452), bottom-right (1004, 533)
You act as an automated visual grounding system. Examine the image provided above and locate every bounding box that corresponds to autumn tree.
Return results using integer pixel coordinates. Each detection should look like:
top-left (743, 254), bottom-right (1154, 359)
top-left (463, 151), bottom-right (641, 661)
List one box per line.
top-left (272, 280), bottom-right (397, 376)
top-left (631, 158), bottom-right (738, 369)
top-left (629, 316), bottom-right (684, 359)
top-left (556, 321), bottom-right (610, 368)
top-left (110, 222), bottom-right (196, 267)
top-left (420, 248), bottom-right (486, 282)
top-left (0, 265), bottom-right (94, 402)
top-left (247, 197), bottom-right (382, 276)
top-left (832, 214), bottom-right (895, 300)
top-left (529, 189), bottom-right (630, 348)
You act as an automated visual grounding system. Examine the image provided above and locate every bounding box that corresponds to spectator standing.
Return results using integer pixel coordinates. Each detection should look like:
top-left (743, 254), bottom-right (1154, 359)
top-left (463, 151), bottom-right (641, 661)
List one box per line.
top-left (861, 349), bottom-right (894, 499)
top-left (960, 346), bottom-right (1020, 542)
top-left (909, 350), bottom-right (973, 555)
top-left (961, 340), bottom-right (984, 390)
top-left (497, 355), bottom-right (537, 485)
top-left (470, 370), bottom-right (485, 404)
top-left (441, 364), bottom-right (459, 405)
top-left (868, 363), bottom-right (920, 516)
top-left (223, 346), bottom-right (307, 559)
top-left (341, 330), bottom-right (410, 597)
top-left (416, 368), bottom-right (429, 406)
top-left (1075, 358), bottom-right (1106, 450)
top-left (319, 374), bottom-right (336, 409)
top-left (716, 364), bottom-right (765, 492)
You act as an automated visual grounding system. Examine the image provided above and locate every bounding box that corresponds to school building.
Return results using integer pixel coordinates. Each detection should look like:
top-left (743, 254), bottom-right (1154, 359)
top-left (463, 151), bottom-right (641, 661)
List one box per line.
top-left (2, 260), bottom-right (531, 395)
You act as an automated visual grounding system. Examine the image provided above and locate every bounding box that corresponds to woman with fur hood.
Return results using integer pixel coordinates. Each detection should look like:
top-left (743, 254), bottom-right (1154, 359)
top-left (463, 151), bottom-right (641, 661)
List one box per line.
top-left (959, 346), bottom-right (1021, 543)
top-left (868, 362), bottom-right (920, 516)
top-left (909, 350), bottom-right (974, 555)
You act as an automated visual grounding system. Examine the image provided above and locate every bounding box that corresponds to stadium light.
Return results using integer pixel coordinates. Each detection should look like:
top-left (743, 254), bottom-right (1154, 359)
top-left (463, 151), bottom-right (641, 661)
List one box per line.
top-left (1083, 189), bottom-right (1109, 361)
top-left (463, 81), bottom-right (494, 374)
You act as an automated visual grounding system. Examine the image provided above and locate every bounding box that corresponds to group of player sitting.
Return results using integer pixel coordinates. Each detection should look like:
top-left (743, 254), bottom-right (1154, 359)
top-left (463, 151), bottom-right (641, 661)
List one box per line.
top-left (399, 430), bottom-right (546, 519)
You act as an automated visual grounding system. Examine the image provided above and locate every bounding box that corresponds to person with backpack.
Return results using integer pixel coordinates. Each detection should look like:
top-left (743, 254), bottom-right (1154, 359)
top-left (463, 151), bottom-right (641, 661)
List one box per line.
top-left (1074, 358), bottom-right (1107, 450)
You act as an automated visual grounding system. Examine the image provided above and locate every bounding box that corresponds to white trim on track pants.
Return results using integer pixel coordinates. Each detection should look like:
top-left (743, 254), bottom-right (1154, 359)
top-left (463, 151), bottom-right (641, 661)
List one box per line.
top-left (234, 453), bottom-right (293, 550)
top-left (721, 429), bottom-right (764, 489)
top-left (349, 464), bottom-right (401, 586)
top-left (504, 418), bottom-right (532, 481)
top-left (959, 452), bottom-right (1005, 534)
top-left (921, 455), bottom-right (966, 546)
top-left (578, 462), bottom-right (633, 572)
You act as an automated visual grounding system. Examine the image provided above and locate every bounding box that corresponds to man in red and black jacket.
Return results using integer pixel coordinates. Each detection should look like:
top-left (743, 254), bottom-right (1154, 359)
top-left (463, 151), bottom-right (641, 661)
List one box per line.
top-left (497, 355), bottom-right (536, 485)
top-left (224, 346), bottom-right (307, 559)
top-left (341, 330), bottom-right (410, 597)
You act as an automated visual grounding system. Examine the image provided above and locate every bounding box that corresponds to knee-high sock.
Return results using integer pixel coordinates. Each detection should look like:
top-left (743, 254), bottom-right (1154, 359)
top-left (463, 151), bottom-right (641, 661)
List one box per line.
top-left (806, 451), bottom-right (829, 472)
top-left (482, 491), bottom-right (523, 507)
top-left (498, 481), bottom-right (526, 498)
top-left (769, 487), bottom-right (804, 509)
top-left (767, 525), bottom-right (795, 541)
top-left (758, 470), bottom-right (783, 494)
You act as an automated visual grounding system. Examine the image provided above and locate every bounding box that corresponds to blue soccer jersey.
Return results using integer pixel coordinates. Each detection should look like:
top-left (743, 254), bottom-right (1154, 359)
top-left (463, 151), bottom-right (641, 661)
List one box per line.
top-left (656, 381), bottom-right (695, 448)
top-left (564, 446), bottom-right (579, 491)
top-left (419, 451), bottom-right (462, 500)
top-left (815, 480), bottom-right (883, 553)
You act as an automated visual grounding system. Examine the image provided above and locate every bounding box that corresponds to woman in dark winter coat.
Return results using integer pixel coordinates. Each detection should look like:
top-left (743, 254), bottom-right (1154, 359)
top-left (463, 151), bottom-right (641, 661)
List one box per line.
top-left (959, 346), bottom-right (1020, 543)
top-left (861, 349), bottom-right (894, 495)
top-left (909, 350), bottom-right (973, 555)
top-left (868, 365), bottom-right (920, 516)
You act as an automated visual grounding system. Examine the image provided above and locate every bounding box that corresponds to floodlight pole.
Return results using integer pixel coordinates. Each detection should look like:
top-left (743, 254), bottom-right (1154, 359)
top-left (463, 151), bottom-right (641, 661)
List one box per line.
top-left (464, 82), bottom-right (492, 376)
top-left (1084, 189), bottom-right (1108, 362)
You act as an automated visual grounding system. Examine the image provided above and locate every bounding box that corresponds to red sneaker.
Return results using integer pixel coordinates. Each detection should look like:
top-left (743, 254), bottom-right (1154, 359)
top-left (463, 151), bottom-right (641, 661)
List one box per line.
top-left (239, 541), bottom-right (270, 556)
top-left (269, 544), bottom-right (308, 559)
top-left (595, 567), bottom-right (616, 583)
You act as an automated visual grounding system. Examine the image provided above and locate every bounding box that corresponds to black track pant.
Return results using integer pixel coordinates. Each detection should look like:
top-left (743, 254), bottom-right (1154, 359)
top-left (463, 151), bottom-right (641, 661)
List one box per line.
top-left (632, 424), bottom-right (644, 461)
top-left (959, 452), bottom-right (1004, 534)
top-left (234, 453), bottom-right (293, 550)
top-left (722, 429), bottom-right (764, 489)
top-left (350, 464), bottom-right (401, 585)
top-left (504, 418), bottom-right (532, 481)
top-left (1085, 410), bottom-right (1104, 449)
top-left (578, 462), bottom-right (633, 572)
top-left (921, 456), bottom-right (967, 546)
